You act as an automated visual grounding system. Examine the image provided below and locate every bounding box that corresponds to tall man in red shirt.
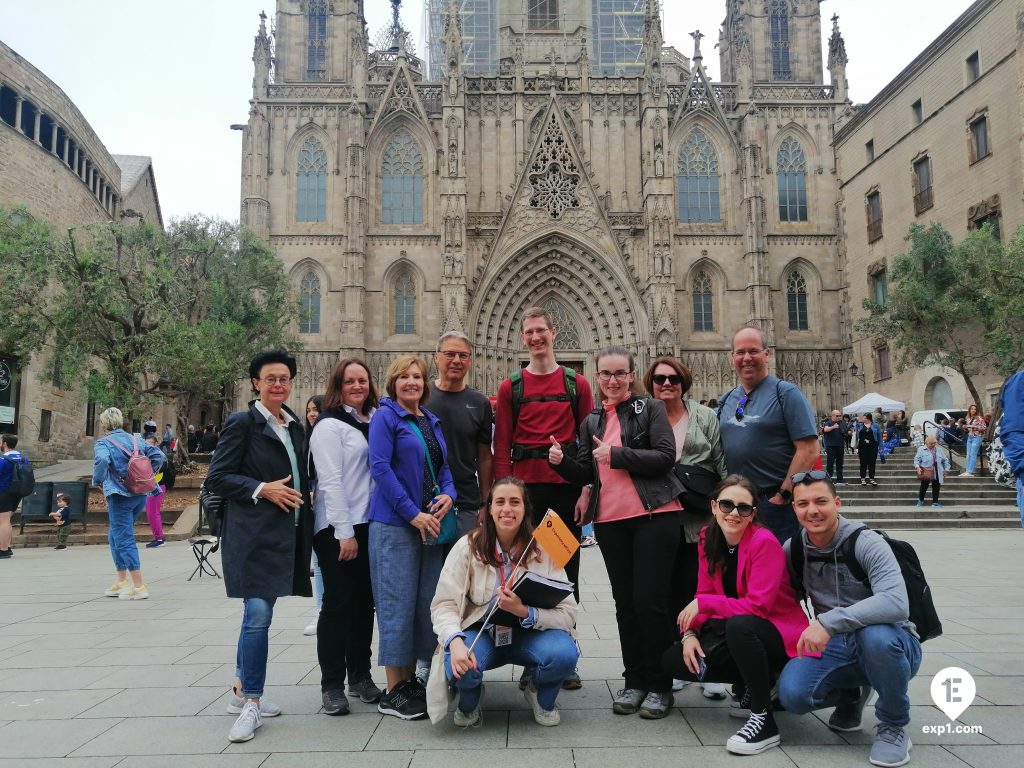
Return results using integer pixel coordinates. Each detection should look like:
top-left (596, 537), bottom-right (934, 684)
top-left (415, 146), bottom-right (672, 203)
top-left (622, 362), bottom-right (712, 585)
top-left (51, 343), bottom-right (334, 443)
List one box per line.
top-left (493, 306), bottom-right (593, 689)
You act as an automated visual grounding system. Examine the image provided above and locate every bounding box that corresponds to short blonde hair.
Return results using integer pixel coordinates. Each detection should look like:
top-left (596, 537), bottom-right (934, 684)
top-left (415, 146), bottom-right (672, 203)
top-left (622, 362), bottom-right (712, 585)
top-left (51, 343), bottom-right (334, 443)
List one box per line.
top-left (98, 407), bottom-right (124, 432)
top-left (924, 435), bottom-right (938, 447)
top-left (384, 355), bottom-right (430, 406)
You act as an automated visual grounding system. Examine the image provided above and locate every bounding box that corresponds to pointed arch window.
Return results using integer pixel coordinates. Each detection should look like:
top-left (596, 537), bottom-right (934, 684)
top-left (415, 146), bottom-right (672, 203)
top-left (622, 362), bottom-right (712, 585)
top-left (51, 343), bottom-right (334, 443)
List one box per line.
top-left (777, 137), bottom-right (808, 222)
top-left (296, 136), bottom-right (328, 222)
top-left (542, 297), bottom-right (581, 350)
top-left (677, 130), bottom-right (721, 223)
top-left (307, 0), bottom-right (328, 81)
top-left (786, 271), bottom-right (809, 331)
top-left (299, 271), bottom-right (321, 334)
top-left (394, 271), bottom-right (416, 335)
top-left (382, 130), bottom-right (425, 225)
top-left (769, 0), bottom-right (792, 81)
top-left (692, 271), bottom-right (714, 332)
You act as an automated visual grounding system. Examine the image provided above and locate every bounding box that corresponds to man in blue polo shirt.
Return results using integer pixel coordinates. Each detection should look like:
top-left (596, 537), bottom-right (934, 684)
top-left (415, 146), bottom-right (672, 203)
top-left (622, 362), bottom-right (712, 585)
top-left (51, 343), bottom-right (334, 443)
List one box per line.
top-left (717, 326), bottom-right (819, 543)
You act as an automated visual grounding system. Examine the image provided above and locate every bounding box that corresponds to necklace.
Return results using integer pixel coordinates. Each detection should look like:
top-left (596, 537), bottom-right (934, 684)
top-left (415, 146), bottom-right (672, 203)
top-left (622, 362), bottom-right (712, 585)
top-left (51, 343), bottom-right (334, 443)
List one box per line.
top-left (727, 544), bottom-right (738, 555)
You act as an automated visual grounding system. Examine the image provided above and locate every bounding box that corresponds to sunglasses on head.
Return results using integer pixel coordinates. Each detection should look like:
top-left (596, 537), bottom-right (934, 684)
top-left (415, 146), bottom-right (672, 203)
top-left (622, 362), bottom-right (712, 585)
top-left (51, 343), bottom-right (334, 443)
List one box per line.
top-left (715, 498), bottom-right (756, 517)
top-left (735, 393), bottom-right (749, 420)
top-left (652, 374), bottom-right (683, 386)
top-left (791, 469), bottom-right (831, 485)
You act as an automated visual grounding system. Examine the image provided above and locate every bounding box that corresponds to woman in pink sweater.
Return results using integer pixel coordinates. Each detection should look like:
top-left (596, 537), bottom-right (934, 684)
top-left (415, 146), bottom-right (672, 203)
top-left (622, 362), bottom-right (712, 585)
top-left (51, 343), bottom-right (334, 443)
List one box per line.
top-left (661, 474), bottom-right (811, 756)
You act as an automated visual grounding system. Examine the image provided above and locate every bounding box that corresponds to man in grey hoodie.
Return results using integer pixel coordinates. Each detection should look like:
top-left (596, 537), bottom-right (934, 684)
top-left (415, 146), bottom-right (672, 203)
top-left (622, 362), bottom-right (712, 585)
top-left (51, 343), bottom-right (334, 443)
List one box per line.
top-left (778, 470), bottom-right (922, 768)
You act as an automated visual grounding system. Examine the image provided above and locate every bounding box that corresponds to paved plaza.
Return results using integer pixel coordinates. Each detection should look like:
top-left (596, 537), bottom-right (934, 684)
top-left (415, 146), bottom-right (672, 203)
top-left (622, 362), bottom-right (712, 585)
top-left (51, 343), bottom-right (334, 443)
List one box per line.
top-left (1, 529), bottom-right (1022, 768)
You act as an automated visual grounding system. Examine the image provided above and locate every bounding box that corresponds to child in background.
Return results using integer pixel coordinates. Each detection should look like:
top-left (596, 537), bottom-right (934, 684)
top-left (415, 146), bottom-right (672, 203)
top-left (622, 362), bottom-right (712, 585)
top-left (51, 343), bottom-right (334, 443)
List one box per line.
top-left (143, 434), bottom-right (167, 548)
top-left (49, 492), bottom-right (72, 550)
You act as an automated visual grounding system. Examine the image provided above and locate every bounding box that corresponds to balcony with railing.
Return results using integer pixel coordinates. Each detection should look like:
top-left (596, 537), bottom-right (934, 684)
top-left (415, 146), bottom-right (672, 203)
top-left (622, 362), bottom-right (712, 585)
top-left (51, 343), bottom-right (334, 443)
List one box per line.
top-left (914, 185), bottom-right (934, 215)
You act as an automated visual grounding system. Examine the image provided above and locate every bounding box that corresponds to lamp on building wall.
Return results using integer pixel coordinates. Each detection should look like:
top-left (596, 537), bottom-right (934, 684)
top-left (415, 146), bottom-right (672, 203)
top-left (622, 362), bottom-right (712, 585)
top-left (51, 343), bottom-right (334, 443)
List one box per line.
top-left (849, 362), bottom-right (865, 383)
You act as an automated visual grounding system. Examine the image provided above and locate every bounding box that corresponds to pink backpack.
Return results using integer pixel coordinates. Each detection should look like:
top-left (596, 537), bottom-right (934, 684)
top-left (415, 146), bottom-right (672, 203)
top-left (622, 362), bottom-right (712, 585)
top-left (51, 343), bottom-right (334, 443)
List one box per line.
top-left (107, 435), bottom-right (158, 494)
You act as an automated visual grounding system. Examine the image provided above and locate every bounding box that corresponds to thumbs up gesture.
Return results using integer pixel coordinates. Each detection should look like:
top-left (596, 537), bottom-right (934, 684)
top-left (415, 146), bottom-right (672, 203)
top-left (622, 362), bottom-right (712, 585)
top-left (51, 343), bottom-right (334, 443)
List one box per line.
top-left (548, 435), bottom-right (564, 466)
top-left (592, 434), bottom-right (612, 465)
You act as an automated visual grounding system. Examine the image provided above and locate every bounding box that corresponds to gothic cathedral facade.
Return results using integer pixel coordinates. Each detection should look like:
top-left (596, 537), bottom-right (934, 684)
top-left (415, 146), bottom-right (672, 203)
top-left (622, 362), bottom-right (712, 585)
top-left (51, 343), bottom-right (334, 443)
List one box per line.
top-left (238, 1), bottom-right (853, 413)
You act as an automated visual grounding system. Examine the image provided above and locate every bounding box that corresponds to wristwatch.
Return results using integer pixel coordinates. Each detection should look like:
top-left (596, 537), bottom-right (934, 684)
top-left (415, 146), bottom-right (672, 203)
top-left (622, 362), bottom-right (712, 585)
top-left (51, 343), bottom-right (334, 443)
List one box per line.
top-left (778, 488), bottom-right (793, 503)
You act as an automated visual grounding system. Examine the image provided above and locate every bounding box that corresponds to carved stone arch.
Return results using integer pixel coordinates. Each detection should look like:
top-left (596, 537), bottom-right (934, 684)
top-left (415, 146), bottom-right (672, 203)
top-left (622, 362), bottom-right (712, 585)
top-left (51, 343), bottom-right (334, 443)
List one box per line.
top-left (770, 123), bottom-right (818, 167)
top-left (468, 235), bottom-right (646, 394)
top-left (382, 256), bottom-right (427, 338)
top-left (685, 257), bottom-right (728, 335)
top-left (283, 122), bottom-right (335, 176)
top-left (779, 257), bottom-right (820, 334)
top-left (367, 117), bottom-right (436, 229)
top-left (671, 112), bottom-right (737, 159)
top-left (288, 256), bottom-right (332, 293)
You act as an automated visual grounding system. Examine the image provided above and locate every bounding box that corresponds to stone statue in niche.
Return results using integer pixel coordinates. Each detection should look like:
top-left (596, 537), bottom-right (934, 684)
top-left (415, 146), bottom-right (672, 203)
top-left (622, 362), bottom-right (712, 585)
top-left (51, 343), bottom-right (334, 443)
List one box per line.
top-left (443, 251), bottom-right (454, 277)
top-left (448, 58), bottom-right (459, 100)
top-left (453, 251), bottom-right (464, 278)
top-left (654, 145), bottom-right (665, 177)
top-left (448, 140), bottom-right (458, 176)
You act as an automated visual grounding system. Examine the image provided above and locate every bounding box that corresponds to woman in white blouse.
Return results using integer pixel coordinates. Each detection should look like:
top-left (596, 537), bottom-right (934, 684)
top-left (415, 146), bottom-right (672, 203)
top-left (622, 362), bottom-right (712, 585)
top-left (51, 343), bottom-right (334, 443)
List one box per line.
top-left (309, 358), bottom-right (383, 715)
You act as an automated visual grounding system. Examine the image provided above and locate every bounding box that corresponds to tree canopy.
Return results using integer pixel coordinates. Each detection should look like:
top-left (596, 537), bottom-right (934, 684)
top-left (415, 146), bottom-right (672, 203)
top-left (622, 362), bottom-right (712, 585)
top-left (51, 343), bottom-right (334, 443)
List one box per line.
top-left (0, 208), bottom-right (299, 449)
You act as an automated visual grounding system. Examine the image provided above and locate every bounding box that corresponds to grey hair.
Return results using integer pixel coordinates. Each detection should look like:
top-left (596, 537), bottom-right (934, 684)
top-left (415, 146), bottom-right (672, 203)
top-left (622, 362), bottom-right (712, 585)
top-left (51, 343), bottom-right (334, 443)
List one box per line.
top-left (436, 330), bottom-right (474, 353)
top-left (98, 407), bottom-right (124, 432)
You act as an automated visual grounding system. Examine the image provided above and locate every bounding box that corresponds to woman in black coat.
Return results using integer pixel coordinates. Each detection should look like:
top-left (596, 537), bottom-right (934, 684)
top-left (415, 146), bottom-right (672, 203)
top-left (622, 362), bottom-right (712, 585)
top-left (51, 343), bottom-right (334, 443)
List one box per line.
top-left (206, 349), bottom-right (314, 744)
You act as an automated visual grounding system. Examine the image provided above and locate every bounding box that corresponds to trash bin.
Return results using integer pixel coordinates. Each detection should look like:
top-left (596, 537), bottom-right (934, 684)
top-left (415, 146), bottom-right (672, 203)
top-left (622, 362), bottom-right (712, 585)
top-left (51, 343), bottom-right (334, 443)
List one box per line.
top-left (52, 480), bottom-right (89, 531)
top-left (18, 481), bottom-right (52, 533)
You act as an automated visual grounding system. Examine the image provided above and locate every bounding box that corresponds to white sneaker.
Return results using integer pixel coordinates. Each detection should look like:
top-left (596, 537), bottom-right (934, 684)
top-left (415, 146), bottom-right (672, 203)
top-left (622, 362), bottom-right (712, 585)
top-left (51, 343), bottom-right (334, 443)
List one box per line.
top-left (303, 610), bottom-right (319, 636)
top-left (227, 691), bottom-right (281, 717)
top-left (702, 682), bottom-right (729, 700)
top-left (672, 679), bottom-right (691, 692)
top-left (453, 705), bottom-right (482, 727)
top-left (119, 584), bottom-right (149, 600)
top-left (228, 700), bottom-right (262, 742)
top-left (523, 684), bottom-right (560, 726)
top-left (958, 471), bottom-right (974, 477)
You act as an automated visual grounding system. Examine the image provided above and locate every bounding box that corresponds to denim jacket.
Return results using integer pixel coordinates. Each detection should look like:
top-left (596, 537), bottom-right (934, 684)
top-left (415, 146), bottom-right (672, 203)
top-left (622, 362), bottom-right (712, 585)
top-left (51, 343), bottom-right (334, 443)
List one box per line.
top-left (92, 429), bottom-right (165, 498)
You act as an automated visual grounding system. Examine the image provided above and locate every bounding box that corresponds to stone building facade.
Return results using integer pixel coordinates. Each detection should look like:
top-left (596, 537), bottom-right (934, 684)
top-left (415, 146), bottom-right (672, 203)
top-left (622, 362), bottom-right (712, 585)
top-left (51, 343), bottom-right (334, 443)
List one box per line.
top-left (835, 0), bottom-right (1021, 413)
top-left (240, 0), bottom-right (852, 414)
top-left (0, 40), bottom-right (163, 460)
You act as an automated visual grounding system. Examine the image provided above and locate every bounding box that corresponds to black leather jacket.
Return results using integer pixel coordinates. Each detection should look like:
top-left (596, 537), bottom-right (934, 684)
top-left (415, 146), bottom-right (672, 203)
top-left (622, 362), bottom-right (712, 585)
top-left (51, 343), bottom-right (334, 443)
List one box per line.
top-left (552, 395), bottom-right (684, 523)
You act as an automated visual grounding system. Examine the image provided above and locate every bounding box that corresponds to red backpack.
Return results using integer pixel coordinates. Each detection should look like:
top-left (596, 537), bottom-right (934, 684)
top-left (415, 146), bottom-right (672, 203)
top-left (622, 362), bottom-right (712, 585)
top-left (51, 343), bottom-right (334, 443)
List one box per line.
top-left (107, 436), bottom-right (158, 494)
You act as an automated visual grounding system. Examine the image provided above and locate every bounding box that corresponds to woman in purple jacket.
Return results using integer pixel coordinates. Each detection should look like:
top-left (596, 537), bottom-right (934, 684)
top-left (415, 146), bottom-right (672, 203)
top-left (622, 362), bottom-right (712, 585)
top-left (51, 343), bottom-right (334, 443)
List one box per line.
top-left (368, 354), bottom-right (456, 721)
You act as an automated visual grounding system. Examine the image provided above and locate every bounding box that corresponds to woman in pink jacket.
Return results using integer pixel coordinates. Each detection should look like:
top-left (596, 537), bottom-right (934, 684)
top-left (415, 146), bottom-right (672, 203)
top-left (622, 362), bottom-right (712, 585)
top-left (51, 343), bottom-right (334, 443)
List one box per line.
top-left (661, 474), bottom-right (810, 756)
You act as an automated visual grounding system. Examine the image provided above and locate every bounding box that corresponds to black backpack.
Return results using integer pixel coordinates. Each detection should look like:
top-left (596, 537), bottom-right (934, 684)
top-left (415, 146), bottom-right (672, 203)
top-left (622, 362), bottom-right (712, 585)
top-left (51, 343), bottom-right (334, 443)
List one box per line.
top-left (789, 526), bottom-right (942, 642)
top-left (198, 483), bottom-right (225, 537)
top-left (1, 453), bottom-right (35, 499)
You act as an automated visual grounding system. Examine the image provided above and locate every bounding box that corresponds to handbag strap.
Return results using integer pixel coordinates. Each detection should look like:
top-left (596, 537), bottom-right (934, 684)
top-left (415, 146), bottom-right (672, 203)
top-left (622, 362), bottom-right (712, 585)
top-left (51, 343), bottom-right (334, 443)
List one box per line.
top-left (406, 417), bottom-right (441, 493)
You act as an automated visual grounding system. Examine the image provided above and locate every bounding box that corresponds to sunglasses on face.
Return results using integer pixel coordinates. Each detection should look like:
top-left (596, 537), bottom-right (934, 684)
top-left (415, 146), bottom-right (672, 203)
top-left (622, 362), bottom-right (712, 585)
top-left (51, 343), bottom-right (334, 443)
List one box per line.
top-left (735, 393), bottom-right (749, 420)
top-left (652, 374), bottom-right (683, 386)
top-left (715, 498), bottom-right (756, 517)
top-left (791, 470), bottom-right (831, 485)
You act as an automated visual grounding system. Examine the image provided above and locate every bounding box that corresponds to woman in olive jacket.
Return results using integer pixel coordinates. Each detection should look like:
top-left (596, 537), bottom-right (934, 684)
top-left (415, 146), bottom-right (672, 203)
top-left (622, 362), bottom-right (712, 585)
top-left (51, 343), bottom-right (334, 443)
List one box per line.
top-left (549, 346), bottom-right (684, 720)
top-left (206, 349), bottom-right (314, 744)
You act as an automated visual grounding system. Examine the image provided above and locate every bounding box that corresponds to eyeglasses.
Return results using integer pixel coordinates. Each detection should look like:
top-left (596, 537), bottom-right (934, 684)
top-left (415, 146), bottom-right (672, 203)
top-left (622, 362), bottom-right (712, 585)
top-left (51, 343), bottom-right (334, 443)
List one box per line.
top-left (260, 376), bottom-right (292, 385)
top-left (439, 351), bottom-right (471, 361)
top-left (715, 498), bottom-right (756, 517)
top-left (732, 348), bottom-right (765, 358)
top-left (652, 374), bottom-right (683, 386)
top-left (791, 469), bottom-right (831, 485)
top-left (735, 393), bottom-right (749, 420)
top-left (597, 370), bottom-right (632, 382)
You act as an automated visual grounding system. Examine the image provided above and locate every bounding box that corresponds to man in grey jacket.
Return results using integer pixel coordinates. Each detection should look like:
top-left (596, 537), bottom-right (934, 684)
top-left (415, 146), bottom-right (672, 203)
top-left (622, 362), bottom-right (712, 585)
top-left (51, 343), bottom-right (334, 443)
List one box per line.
top-left (779, 470), bottom-right (922, 768)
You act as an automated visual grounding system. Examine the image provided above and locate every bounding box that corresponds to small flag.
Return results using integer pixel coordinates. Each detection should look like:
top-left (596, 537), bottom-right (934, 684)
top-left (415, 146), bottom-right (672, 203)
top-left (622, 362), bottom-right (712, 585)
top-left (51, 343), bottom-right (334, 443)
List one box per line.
top-left (532, 509), bottom-right (580, 569)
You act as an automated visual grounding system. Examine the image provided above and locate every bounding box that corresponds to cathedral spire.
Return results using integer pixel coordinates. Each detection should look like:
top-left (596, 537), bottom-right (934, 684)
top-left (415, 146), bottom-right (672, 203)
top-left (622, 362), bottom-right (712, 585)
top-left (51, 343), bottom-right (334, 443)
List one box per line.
top-left (251, 10), bottom-right (272, 98)
top-left (828, 14), bottom-right (849, 101)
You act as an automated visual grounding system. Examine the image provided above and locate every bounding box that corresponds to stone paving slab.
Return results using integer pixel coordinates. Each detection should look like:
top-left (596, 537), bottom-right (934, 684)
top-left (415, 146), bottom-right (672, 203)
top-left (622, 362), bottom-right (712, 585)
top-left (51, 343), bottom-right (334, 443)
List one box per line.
top-left (1, 530), bottom-right (1023, 764)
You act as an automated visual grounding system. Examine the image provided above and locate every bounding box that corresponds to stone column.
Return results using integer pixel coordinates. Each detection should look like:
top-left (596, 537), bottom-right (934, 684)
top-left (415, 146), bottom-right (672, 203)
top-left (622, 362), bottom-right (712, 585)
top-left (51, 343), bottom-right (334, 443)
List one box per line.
top-left (62, 134), bottom-right (70, 163)
top-left (14, 95), bottom-right (24, 134)
top-left (50, 122), bottom-right (59, 154)
top-left (33, 110), bottom-right (41, 143)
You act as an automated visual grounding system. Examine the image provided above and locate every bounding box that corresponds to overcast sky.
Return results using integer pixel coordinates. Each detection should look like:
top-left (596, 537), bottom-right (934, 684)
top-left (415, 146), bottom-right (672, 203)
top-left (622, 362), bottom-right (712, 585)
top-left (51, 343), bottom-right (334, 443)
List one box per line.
top-left (1, 1), bottom-right (975, 223)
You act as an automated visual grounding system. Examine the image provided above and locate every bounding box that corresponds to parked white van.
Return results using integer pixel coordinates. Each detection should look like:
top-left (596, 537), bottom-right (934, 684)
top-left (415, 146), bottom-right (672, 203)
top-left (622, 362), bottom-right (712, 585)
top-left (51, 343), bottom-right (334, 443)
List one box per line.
top-left (910, 409), bottom-right (968, 438)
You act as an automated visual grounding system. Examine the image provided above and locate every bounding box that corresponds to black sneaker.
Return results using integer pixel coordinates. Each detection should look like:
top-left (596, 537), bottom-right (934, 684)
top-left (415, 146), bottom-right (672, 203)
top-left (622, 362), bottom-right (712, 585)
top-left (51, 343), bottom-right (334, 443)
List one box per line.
top-left (726, 710), bottom-right (781, 755)
top-left (561, 669), bottom-right (583, 690)
top-left (54, 544), bottom-right (67, 550)
top-left (518, 666), bottom-right (534, 691)
top-left (321, 688), bottom-right (350, 716)
top-left (829, 686), bottom-right (872, 732)
top-left (0, 549), bottom-right (12, 559)
top-left (378, 680), bottom-right (427, 720)
top-left (349, 675), bottom-right (383, 704)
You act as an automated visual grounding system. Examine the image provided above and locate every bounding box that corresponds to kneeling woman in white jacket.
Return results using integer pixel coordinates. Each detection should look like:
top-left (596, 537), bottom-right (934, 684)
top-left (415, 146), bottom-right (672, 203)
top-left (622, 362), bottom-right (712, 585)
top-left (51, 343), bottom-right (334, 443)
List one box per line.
top-left (428, 476), bottom-right (578, 727)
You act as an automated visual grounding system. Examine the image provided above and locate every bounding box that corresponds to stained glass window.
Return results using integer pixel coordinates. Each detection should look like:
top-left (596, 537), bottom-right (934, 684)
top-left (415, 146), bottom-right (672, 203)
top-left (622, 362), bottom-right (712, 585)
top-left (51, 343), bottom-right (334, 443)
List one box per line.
top-left (677, 130), bottom-right (720, 223)
top-left (770, 0), bottom-right (791, 81)
top-left (299, 271), bottom-right (321, 334)
top-left (307, 0), bottom-right (327, 80)
top-left (382, 130), bottom-right (424, 225)
top-left (692, 271), bottom-right (714, 332)
top-left (542, 298), bottom-right (581, 350)
top-left (786, 271), bottom-right (809, 331)
top-left (777, 137), bottom-right (808, 222)
top-left (394, 272), bottom-right (416, 334)
top-left (297, 136), bottom-right (327, 222)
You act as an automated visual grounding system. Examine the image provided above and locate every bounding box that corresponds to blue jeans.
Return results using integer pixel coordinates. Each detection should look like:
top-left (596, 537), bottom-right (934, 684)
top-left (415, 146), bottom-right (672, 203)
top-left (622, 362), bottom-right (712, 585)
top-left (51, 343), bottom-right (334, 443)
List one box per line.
top-left (965, 435), bottom-right (983, 474)
top-left (106, 494), bottom-right (145, 572)
top-left (757, 495), bottom-right (800, 545)
top-left (778, 624), bottom-right (922, 727)
top-left (236, 597), bottom-right (277, 698)
top-left (368, 521), bottom-right (443, 667)
top-left (1017, 476), bottom-right (1023, 527)
top-left (445, 627), bottom-right (578, 712)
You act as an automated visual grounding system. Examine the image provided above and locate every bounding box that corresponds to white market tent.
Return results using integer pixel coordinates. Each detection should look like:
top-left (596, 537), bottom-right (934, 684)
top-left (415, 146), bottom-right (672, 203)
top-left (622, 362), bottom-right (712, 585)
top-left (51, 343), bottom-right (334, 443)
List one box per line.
top-left (843, 392), bottom-right (907, 415)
